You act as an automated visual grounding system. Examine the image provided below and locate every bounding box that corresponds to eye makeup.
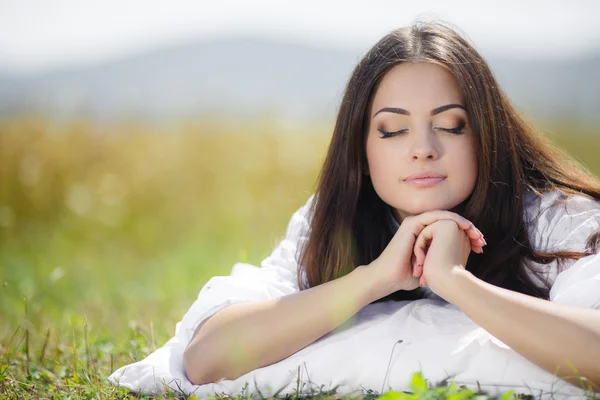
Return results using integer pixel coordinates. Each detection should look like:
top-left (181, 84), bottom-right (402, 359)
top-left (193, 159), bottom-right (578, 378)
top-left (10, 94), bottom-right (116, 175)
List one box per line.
top-left (377, 127), bottom-right (408, 138)
top-left (377, 119), bottom-right (467, 139)
top-left (434, 120), bottom-right (466, 135)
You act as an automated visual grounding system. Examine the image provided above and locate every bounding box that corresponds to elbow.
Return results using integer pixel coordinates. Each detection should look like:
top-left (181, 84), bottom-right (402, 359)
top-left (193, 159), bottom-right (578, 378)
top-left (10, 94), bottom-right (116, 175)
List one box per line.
top-left (183, 340), bottom-right (223, 386)
top-left (183, 344), bottom-right (207, 385)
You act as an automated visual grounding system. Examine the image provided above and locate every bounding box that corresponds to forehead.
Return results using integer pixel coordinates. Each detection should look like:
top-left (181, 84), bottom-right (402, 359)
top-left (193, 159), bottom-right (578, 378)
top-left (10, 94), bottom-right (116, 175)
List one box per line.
top-left (371, 62), bottom-right (463, 115)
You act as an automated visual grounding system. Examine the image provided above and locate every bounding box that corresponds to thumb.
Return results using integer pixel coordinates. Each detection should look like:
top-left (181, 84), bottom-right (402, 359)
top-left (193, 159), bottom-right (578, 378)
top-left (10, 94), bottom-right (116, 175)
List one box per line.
top-left (413, 223), bottom-right (435, 278)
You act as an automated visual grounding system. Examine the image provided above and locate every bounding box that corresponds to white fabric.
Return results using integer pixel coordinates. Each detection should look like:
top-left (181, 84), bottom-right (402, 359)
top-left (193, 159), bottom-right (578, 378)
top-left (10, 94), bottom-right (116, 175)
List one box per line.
top-left (109, 191), bottom-right (600, 399)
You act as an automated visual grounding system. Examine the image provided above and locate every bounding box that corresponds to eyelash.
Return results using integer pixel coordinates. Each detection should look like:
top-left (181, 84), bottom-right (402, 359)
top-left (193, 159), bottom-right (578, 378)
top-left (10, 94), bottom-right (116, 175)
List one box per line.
top-left (378, 121), bottom-right (466, 138)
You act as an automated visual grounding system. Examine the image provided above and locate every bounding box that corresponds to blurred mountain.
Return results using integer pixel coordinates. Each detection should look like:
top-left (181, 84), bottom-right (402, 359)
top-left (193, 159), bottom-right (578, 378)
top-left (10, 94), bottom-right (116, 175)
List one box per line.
top-left (489, 55), bottom-right (600, 125)
top-left (0, 37), bottom-right (598, 123)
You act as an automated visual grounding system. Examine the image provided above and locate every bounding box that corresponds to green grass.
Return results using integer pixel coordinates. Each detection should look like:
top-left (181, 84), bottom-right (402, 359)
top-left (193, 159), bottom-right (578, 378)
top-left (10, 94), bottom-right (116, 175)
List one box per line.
top-left (1, 116), bottom-right (599, 399)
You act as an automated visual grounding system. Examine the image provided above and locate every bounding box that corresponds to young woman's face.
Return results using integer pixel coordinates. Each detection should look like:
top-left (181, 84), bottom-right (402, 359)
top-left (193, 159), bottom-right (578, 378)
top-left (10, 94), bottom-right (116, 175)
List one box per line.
top-left (365, 62), bottom-right (478, 222)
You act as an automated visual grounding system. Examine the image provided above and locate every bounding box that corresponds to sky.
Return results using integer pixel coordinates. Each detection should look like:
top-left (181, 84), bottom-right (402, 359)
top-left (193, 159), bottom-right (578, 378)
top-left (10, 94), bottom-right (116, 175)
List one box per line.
top-left (1, 0), bottom-right (600, 73)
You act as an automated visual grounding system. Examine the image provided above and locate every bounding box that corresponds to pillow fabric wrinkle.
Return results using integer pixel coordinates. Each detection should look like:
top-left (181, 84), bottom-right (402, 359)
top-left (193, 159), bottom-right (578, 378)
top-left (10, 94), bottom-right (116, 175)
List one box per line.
top-left (549, 252), bottom-right (600, 308)
top-left (110, 190), bottom-right (600, 398)
top-left (524, 190), bottom-right (600, 290)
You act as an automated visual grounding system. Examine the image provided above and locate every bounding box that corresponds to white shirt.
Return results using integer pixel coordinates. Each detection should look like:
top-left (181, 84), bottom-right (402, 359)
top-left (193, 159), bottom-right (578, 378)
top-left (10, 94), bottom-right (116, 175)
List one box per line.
top-left (109, 190), bottom-right (600, 398)
top-left (176, 189), bottom-right (600, 345)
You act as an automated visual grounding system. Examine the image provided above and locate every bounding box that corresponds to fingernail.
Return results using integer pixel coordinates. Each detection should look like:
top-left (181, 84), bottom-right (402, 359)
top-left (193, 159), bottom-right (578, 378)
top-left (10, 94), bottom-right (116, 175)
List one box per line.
top-left (482, 238), bottom-right (487, 246)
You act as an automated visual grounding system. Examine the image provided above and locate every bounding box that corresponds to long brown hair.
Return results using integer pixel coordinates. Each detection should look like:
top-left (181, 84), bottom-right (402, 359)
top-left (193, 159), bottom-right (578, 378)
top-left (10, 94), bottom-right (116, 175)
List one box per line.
top-left (297, 21), bottom-right (600, 301)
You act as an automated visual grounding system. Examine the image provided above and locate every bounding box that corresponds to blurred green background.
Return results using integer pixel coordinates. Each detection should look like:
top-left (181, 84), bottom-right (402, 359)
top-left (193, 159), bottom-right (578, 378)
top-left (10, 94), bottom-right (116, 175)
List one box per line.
top-left (0, 116), bottom-right (331, 346)
top-left (1, 4), bottom-right (599, 395)
top-left (0, 113), bottom-right (598, 400)
top-left (1, 115), bottom-right (598, 346)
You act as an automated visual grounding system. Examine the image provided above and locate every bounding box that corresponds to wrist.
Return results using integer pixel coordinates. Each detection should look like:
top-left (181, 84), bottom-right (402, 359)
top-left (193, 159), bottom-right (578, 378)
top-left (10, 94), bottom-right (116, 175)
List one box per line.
top-left (351, 263), bottom-right (398, 304)
top-left (437, 267), bottom-right (477, 305)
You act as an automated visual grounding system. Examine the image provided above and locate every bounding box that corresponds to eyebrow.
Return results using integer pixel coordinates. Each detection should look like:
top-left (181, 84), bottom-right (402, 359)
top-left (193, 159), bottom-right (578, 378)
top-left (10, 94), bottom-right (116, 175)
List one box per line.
top-left (373, 103), bottom-right (466, 117)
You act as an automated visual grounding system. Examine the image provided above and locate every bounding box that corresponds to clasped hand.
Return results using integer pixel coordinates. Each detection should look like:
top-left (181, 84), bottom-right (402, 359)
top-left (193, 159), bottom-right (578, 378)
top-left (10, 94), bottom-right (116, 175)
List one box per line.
top-left (369, 211), bottom-right (486, 302)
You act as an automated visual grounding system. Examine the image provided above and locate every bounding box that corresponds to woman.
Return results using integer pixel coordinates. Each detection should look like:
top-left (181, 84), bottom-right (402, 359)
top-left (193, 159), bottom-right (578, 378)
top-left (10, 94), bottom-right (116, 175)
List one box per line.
top-left (181, 22), bottom-right (600, 390)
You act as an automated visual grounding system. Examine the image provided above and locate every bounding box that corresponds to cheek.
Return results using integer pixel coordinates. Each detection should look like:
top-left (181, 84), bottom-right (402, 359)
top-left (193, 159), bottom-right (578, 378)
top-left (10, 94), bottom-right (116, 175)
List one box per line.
top-left (366, 140), bottom-right (395, 180)
top-left (452, 139), bottom-right (478, 186)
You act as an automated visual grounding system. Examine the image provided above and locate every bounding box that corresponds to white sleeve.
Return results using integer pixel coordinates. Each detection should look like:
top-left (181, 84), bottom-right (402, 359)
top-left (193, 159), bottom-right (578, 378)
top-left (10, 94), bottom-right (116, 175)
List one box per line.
top-left (550, 252), bottom-right (600, 309)
top-left (543, 194), bottom-right (600, 309)
top-left (175, 194), bottom-right (315, 345)
top-left (524, 192), bottom-right (600, 287)
top-left (528, 192), bottom-right (600, 254)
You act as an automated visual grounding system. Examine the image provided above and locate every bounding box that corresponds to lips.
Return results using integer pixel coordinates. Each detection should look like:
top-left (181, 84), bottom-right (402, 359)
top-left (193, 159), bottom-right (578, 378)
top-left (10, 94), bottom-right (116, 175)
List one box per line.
top-left (404, 171), bottom-right (446, 181)
top-left (403, 171), bottom-right (447, 187)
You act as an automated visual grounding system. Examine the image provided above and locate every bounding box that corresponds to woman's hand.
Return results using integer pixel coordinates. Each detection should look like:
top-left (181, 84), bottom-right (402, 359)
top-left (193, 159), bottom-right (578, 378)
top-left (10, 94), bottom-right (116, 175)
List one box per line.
top-left (369, 211), bottom-right (485, 294)
top-left (412, 219), bottom-right (474, 301)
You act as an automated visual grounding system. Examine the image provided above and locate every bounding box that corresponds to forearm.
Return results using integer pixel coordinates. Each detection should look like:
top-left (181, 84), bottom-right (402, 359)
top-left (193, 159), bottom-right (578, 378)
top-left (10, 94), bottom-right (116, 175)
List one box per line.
top-left (448, 269), bottom-right (600, 389)
top-left (184, 264), bottom-right (391, 385)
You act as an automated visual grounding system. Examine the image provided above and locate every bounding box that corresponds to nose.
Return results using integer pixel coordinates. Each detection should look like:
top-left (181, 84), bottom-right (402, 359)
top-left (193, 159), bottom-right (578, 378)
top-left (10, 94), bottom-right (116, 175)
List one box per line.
top-left (408, 129), bottom-right (439, 161)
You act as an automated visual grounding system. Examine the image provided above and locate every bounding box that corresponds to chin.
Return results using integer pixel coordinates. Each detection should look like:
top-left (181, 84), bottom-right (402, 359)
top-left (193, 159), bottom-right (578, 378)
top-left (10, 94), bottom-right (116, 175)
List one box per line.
top-left (403, 198), bottom-right (461, 215)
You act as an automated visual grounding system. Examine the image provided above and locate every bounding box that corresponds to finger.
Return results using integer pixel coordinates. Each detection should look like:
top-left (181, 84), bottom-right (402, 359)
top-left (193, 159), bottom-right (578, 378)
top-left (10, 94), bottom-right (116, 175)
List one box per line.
top-left (412, 214), bottom-right (484, 255)
top-left (413, 243), bottom-right (425, 278)
top-left (469, 237), bottom-right (486, 253)
top-left (414, 224), bottom-right (433, 262)
top-left (414, 262), bottom-right (422, 279)
top-left (470, 244), bottom-right (483, 254)
top-left (411, 253), bottom-right (418, 273)
top-left (410, 210), bottom-right (474, 234)
top-left (413, 224), bottom-right (434, 277)
top-left (464, 226), bottom-right (484, 240)
top-left (461, 226), bottom-right (485, 252)
top-left (466, 232), bottom-right (483, 242)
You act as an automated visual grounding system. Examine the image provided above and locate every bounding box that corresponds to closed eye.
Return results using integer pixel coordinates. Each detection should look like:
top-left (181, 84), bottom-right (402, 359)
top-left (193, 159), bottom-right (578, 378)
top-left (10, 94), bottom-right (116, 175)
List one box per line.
top-left (378, 121), bottom-right (467, 138)
top-left (436, 121), bottom-right (466, 135)
top-left (377, 128), bottom-right (408, 138)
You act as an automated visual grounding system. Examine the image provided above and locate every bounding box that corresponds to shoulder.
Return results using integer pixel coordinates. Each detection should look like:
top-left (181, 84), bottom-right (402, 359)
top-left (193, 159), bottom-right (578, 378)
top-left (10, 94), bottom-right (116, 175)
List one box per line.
top-left (278, 193), bottom-right (317, 261)
top-left (285, 193), bottom-right (315, 236)
top-left (523, 189), bottom-right (600, 253)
